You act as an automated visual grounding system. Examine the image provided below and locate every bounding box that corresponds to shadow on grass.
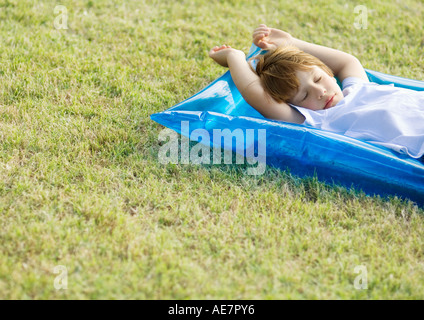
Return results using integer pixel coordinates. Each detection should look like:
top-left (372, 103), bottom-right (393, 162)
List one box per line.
top-left (145, 132), bottom-right (423, 214)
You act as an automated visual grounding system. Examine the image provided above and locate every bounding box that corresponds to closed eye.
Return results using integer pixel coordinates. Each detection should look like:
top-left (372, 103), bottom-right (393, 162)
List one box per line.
top-left (301, 76), bottom-right (321, 101)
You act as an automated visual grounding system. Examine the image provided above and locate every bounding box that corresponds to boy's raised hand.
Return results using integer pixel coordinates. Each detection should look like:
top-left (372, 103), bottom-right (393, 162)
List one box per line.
top-left (252, 24), bottom-right (292, 50)
top-left (208, 45), bottom-right (245, 67)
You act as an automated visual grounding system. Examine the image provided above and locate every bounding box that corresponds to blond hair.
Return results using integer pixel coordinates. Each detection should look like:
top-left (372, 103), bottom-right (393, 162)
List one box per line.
top-left (254, 45), bottom-right (334, 103)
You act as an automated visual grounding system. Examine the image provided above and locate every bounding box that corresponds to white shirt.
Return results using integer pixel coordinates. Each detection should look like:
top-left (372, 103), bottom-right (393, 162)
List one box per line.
top-left (292, 77), bottom-right (424, 158)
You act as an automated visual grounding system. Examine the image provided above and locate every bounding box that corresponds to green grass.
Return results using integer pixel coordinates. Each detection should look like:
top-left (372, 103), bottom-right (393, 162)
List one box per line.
top-left (1, 0), bottom-right (424, 299)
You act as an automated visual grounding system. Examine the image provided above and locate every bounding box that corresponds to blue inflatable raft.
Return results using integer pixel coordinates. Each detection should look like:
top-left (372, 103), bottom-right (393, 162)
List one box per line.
top-left (151, 44), bottom-right (424, 206)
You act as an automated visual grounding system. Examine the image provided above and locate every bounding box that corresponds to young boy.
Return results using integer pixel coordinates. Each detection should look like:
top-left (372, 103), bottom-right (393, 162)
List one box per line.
top-left (208, 24), bottom-right (424, 159)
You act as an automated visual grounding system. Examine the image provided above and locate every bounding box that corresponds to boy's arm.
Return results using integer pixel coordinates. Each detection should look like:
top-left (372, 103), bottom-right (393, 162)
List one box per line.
top-left (291, 38), bottom-right (369, 82)
top-left (253, 24), bottom-right (369, 83)
top-left (209, 46), bottom-right (305, 124)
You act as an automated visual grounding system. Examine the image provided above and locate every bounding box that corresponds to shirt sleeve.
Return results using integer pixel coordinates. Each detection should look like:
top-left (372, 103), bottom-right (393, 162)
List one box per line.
top-left (342, 77), bottom-right (366, 90)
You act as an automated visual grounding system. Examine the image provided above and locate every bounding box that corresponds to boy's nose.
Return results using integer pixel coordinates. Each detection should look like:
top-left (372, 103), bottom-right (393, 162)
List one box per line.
top-left (317, 87), bottom-right (326, 99)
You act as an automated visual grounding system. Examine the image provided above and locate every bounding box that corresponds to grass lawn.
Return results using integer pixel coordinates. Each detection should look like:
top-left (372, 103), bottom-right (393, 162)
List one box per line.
top-left (1, 0), bottom-right (424, 299)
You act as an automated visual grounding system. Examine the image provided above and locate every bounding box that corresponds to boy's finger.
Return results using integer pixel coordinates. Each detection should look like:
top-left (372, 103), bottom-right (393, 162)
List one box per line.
top-left (258, 40), bottom-right (270, 50)
top-left (252, 30), bottom-right (266, 38)
top-left (254, 26), bottom-right (269, 33)
top-left (253, 35), bottom-right (267, 45)
top-left (253, 31), bottom-right (269, 38)
top-left (252, 32), bottom-right (262, 40)
top-left (256, 24), bottom-right (267, 31)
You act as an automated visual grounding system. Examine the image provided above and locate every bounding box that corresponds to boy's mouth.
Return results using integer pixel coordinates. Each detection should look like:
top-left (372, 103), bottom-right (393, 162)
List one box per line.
top-left (324, 94), bottom-right (335, 109)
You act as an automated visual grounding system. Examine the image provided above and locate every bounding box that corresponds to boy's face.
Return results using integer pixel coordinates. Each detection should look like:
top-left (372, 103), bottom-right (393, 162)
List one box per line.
top-left (289, 66), bottom-right (343, 111)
